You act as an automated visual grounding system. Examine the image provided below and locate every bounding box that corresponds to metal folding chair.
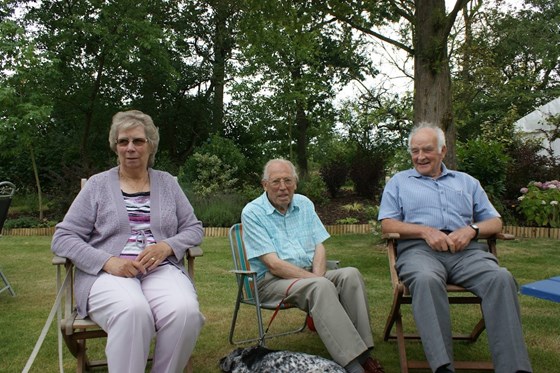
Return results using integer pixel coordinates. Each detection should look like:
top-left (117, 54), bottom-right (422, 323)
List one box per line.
top-left (227, 223), bottom-right (309, 346)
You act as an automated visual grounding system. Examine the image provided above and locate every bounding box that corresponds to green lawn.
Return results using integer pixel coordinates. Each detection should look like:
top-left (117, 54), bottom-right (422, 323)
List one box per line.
top-left (0, 234), bottom-right (558, 372)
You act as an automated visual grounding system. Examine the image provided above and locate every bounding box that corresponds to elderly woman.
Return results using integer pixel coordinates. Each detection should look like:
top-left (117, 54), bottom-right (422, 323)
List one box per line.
top-left (52, 110), bottom-right (204, 373)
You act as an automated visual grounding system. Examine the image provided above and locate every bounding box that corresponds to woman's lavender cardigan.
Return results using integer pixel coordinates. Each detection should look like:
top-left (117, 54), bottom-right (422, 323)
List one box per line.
top-left (51, 167), bottom-right (204, 317)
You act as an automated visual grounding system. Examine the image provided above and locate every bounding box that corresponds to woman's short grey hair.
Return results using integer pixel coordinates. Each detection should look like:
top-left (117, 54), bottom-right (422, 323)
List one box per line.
top-left (262, 158), bottom-right (299, 182)
top-left (408, 122), bottom-right (446, 154)
top-left (109, 110), bottom-right (160, 167)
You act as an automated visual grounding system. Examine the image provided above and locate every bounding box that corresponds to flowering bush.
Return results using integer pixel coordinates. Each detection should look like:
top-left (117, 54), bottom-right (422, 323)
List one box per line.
top-left (517, 180), bottom-right (560, 228)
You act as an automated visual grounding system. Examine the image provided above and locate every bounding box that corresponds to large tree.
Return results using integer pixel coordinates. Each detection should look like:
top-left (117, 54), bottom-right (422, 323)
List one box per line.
top-left (6, 0), bottom-right (218, 174)
top-left (322, 0), bottom-right (471, 168)
top-left (231, 0), bottom-right (368, 177)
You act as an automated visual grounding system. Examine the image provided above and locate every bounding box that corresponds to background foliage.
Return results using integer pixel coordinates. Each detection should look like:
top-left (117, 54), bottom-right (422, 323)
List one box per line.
top-left (1, 0), bottom-right (559, 227)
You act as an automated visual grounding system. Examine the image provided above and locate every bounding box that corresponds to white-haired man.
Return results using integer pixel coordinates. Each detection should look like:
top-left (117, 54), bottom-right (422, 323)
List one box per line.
top-left (242, 158), bottom-right (384, 373)
top-left (378, 123), bottom-right (532, 373)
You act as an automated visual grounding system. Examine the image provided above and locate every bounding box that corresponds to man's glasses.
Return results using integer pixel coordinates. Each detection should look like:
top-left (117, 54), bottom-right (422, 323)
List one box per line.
top-left (116, 138), bottom-right (149, 147)
top-left (268, 178), bottom-right (295, 187)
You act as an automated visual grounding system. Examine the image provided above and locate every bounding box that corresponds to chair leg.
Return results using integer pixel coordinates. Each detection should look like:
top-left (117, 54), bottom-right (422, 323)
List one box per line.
top-left (228, 282), bottom-right (244, 345)
top-left (383, 287), bottom-right (403, 341)
top-left (395, 311), bottom-right (409, 373)
top-left (254, 298), bottom-right (266, 346)
top-left (0, 270), bottom-right (15, 296)
top-left (468, 306), bottom-right (486, 342)
top-left (184, 357), bottom-right (193, 373)
top-left (76, 339), bottom-right (87, 373)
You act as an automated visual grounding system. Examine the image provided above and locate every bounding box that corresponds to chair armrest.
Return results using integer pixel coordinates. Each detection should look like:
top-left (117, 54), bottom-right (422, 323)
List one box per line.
top-left (186, 246), bottom-right (203, 258)
top-left (53, 247), bottom-right (203, 265)
top-left (383, 232), bottom-right (514, 241)
top-left (52, 255), bottom-right (70, 266)
top-left (327, 260), bottom-right (340, 270)
top-left (230, 269), bottom-right (257, 275)
top-left (494, 232), bottom-right (514, 240)
top-left (382, 233), bottom-right (401, 240)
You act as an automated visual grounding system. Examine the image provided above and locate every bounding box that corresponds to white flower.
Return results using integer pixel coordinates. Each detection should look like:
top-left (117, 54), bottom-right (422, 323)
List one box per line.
top-left (542, 200), bottom-right (547, 205)
top-left (551, 201), bottom-right (559, 206)
top-left (518, 196), bottom-right (525, 201)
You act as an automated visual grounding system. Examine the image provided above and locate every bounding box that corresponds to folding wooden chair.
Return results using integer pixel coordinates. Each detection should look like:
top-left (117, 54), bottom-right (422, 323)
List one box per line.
top-left (0, 181), bottom-right (16, 297)
top-left (53, 177), bottom-right (202, 372)
top-left (382, 232), bottom-right (514, 372)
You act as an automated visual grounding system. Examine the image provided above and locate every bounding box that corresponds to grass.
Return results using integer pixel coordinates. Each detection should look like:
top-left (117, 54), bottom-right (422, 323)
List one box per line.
top-left (0, 234), bottom-right (559, 373)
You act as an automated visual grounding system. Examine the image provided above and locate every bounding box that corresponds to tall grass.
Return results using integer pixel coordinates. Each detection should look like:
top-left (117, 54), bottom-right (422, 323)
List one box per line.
top-left (0, 235), bottom-right (558, 372)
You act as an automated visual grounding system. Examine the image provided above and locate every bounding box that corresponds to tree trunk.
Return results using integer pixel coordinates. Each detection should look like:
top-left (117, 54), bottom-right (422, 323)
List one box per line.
top-left (414, 0), bottom-right (456, 169)
top-left (211, 2), bottom-right (228, 133)
top-left (29, 145), bottom-right (43, 220)
top-left (295, 101), bottom-right (309, 179)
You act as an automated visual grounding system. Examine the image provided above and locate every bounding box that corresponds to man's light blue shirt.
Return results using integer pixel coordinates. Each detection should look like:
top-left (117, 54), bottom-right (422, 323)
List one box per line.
top-left (241, 192), bottom-right (330, 280)
top-left (378, 164), bottom-right (500, 230)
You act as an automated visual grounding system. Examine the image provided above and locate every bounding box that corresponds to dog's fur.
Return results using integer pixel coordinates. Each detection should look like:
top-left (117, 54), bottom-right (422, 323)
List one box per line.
top-left (219, 345), bottom-right (346, 373)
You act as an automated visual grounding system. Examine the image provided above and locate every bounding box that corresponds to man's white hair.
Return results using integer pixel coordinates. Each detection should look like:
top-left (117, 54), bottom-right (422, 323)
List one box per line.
top-left (262, 158), bottom-right (299, 182)
top-left (408, 122), bottom-right (446, 154)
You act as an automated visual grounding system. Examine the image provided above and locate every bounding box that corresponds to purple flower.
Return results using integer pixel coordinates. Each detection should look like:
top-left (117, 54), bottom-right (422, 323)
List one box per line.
top-left (520, 187), bottom-right (529, 194)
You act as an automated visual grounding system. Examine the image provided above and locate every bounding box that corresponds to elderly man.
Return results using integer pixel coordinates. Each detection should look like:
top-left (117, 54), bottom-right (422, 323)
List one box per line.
top-left (241, 158), bottom-right (384, 373)
top-left (378, 123), bottom-right (532, 373)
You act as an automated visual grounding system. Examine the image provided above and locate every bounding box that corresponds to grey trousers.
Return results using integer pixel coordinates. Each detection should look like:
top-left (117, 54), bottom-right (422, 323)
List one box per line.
top-left (258, 267), bottom-right (374, 366)
top-left (396, 239), bottom-right (533, 373)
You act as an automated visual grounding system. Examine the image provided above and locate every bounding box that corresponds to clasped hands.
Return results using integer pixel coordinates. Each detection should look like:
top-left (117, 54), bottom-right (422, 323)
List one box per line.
top-left (424, 226), bottom-right (476, 253)
top-left (102, 242), bottom-right (173, 277)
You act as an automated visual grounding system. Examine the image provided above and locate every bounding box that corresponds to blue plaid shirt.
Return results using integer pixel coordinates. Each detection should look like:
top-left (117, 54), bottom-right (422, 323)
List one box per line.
top-left (241, 192), bottom-right (330, 280)
top-left (378, 164), bottom-right (500, 230)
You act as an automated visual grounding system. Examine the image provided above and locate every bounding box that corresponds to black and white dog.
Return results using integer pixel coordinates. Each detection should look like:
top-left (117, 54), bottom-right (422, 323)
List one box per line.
top-left (220, 345), bottom-right (346, 373)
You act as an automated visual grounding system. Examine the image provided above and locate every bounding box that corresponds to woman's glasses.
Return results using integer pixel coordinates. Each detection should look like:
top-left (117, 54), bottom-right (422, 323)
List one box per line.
top-left (116, 138), bottom-right (149, 147)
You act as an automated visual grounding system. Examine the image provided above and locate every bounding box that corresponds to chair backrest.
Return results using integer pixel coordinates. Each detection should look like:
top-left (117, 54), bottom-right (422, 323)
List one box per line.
top-left (228, 223), bottom-right (256, 301)
top-left (0, 181), bottom-right (16, 232)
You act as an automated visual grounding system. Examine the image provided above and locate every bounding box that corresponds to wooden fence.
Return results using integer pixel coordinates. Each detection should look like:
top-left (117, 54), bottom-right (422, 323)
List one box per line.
top-left (2, 224), bottom-right (559, 239)
top-left (502, 225), bottom-right (560, 239)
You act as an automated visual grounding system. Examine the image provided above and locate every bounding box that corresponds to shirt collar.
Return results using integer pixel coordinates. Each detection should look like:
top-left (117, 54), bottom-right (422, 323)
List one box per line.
top-left (409, 163), bottom-right (455, 180)
top-left (261, 192), bottom-right (299, 216)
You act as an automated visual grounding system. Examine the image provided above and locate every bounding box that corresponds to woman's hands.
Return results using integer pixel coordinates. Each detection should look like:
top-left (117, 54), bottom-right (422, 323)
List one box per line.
top-left (137, 241), bottom-right (173, 271)
top-left (103, 242), bottom-right (174, 277)
top-left (103, 257), bottom-right (146, 277)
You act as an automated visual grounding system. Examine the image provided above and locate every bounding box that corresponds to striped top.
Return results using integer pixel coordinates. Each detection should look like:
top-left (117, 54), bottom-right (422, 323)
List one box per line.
top-left (120, 191), bottom-right (167, 265)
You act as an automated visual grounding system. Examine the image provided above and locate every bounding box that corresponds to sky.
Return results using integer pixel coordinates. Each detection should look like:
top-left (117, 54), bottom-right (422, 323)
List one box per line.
top-left (335, 0), bottom-right (522, 104)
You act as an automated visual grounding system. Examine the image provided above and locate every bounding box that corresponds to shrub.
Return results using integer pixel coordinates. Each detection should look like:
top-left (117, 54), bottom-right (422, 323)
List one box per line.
top-left (364, 205), bottom-right (379, 221)
top-left (503, 141), bottom-right (555, 200)
top-left (180, 153), bottom-right (238, 197)
top-left (349, 150), bottom-right (386, 199)
top-left (298, 172), bottom-right (329, 206)
top-left (342, 202), bottom-right (364, 212)
top-left (320, 159), bottom-right (348, 198)
top-left (517, 180), bottom-right (560, 228)
top-left (188, 192), bottom-right (248, 227)
top-left (180, 134), bottom-right (247, 193)
top-left (335, 217), bottom-right (359, 225)
top-left (3, 216), bottom-right (57, 229)
top-left (457, 139), bottom-right (510, 202)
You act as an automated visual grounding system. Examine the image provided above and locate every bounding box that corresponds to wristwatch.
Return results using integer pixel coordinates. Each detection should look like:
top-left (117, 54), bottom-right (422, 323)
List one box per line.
top-left (469, 224), bottom-right (479, 238)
